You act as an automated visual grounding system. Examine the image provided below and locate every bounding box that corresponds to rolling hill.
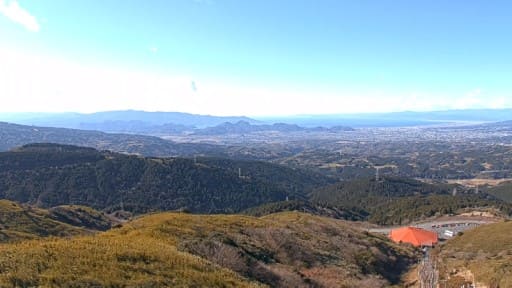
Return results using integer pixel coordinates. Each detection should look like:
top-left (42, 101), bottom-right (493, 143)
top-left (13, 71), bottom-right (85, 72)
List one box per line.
top-left (0, 211), bottom-right (418, 287)
top-left (242, 200), bottom-right (365, 220)
top-left (309, 177), bottom-right (512, 224)
top-left (0, 200), bottom-right (113, 242)
top-left (0, 143), bottom-right (332, 214)
top-left (486, 181), bottom-right (512, 203)
top-left (0, 121), bottom-right (224, 156)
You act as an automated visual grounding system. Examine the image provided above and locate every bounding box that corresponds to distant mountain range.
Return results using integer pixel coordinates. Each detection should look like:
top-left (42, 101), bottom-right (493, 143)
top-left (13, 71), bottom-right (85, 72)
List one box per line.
top-left (194, 121), bottom-right (354, 135)
top-left (0, 110), bottom-right (258, 134)
top-left (0, 110), bottom-right (355, 135)
top-left (3, 108), bottom-right (512, 134)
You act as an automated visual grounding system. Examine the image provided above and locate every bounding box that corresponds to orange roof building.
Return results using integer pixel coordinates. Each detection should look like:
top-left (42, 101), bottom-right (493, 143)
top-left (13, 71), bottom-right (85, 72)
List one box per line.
top-left (389, 227), bottom-right (438, 247)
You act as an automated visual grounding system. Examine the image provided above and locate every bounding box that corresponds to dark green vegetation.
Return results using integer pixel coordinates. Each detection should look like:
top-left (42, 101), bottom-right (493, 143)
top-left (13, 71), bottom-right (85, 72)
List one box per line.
top-left (435, 221), bottom-right (512, 288)
top-left (486, 181), bottom-right (512, 203)
top-left (0, 199), bottom-right (112, 242)
top-left (242, 200), bottom-right (363, 220)
top-left (310, 177), bottom-right (512, 225)
top-left (368, 194), bottom-right (511, 224)
top-left (0, 143), bottom-right (331, 214)
top-left (1, 143), bottom-right (510, 225)
top-left (0, 212), bottom-right (418, 287)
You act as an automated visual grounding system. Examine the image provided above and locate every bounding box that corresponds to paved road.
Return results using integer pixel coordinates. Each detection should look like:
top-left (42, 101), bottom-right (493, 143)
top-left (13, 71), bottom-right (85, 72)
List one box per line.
top-left (369, 219), bottom-right (491, 239)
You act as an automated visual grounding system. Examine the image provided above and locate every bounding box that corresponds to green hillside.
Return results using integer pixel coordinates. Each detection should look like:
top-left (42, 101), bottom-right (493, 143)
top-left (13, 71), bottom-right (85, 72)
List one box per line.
top-left (242, 200), bottom-right (366, 220)
top-left (486, 181), bottom-right (512, 203)
top-left (0, 143), bottom-right (330, 214)
top-left (0, 212), bottom-right (418, 287)
top-left (310, 177), bottom-right (512, 224)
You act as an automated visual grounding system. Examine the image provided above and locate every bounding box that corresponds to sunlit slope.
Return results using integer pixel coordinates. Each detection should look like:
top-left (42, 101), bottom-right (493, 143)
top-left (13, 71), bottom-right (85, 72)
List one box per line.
top-left (0, 200), bottom-right (111, 242)
top-left (436, 221), bottom-right (512, 288)
top-left (0, 212), bottom-right (417, 287)
top-left (0, 236), bottom-right (261, 288)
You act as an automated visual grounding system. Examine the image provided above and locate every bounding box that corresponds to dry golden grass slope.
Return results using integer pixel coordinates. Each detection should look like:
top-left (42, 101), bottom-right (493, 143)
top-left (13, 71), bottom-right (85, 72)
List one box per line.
top-left (0, 200), bottom-right (112, 242)
top-left (435, 221), bottom-right (512, 288)
top-left (0, 211), bottom-right (418, 288)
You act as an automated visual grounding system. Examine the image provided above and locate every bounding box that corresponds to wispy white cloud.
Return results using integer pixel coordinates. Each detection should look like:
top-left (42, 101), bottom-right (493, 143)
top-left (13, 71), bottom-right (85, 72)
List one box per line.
top-left (0, 0), bottom-right (40, 32)
top-left (149, 46), bottom-right (158, 53)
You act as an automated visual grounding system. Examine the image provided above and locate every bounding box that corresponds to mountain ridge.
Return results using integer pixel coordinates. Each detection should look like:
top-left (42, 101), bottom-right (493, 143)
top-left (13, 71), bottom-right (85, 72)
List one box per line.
top-left (0, 143), bottom-right (332, 214)
top-left (0, 110), bottom-right (259, 132)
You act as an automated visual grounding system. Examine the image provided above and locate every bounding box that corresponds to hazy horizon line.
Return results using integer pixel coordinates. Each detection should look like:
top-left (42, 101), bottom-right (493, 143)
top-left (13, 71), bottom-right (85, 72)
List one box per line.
top-left (1, 107), bottom-right (512, 119)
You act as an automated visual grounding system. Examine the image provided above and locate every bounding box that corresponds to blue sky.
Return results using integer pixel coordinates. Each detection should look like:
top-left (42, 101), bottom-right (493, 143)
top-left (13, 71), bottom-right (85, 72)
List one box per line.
top-left (1, 0), bottom-right (511, 116)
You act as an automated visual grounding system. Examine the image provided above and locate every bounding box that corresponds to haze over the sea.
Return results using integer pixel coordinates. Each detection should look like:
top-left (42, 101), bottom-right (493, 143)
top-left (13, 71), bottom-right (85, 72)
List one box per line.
top-left (1, 0), bottom-right (511, 116)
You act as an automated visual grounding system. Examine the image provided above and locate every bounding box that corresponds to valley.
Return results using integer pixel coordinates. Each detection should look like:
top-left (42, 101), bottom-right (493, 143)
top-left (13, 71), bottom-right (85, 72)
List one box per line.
top-left (2, 1), bottom-right (511, 286)
top-left (0, 115), bottom-right (511, 287)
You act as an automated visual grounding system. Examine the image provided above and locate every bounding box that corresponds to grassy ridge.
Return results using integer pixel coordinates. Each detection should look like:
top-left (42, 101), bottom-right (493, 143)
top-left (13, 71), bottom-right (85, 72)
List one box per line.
top-left (0, 235), bottom-right (260, 287)
top-left (435, 221), bottom-right (512, 288)
top-left (0, 200), bottom-right (113, 243)
top-left (0, 212), bottom-right (418, 287)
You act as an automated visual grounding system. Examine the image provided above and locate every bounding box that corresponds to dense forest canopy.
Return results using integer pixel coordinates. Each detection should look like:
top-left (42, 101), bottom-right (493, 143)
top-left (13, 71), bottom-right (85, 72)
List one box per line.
top-left (0, 143), bottom-right (331, 214)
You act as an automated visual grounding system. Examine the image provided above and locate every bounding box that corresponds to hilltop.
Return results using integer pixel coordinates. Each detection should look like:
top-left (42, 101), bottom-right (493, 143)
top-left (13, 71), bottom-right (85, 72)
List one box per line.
top-left (0, 211), bottom-right (418, 287)
top-left (0, 143), bottom-right (332, 214)
top-left (0, 200), bottom-right (112, 242)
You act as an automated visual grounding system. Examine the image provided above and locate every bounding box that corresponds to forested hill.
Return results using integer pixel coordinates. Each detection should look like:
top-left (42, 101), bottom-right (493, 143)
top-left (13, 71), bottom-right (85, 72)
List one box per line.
top-left (0, 121), bottom-right (222, 156)
top-left (0, 144), bottom-right (332, 214)
top-left (310, 177), bottom-right (512, 224)
top-left (311, 177), bottom-right (454, 206)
